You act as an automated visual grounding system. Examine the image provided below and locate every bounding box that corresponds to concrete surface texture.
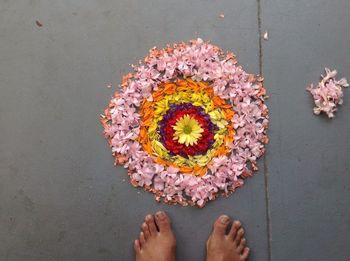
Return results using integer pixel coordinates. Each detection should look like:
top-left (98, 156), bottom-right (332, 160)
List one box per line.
top-left (0, 0), bottom-right (349, 260)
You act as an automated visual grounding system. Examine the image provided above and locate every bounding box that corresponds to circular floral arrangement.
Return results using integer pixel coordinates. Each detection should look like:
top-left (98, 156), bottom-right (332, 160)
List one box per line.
top-left (101, 39), bottom-right (269, 207)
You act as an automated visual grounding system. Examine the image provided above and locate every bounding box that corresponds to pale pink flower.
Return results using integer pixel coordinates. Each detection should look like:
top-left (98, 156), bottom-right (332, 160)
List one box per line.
top-left (307, 68), bottom-right (348, 118)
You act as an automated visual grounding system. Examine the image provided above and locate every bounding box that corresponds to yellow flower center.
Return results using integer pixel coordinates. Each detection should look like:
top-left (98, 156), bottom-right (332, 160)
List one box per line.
top-left (173, 114), bottom-right (204, 146)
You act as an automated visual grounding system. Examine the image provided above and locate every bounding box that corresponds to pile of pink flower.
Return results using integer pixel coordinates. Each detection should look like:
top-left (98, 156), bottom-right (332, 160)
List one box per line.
top-left (101, 39), bottom-right (269, 207)
top-left (307, 68), bottom-right (349, 118)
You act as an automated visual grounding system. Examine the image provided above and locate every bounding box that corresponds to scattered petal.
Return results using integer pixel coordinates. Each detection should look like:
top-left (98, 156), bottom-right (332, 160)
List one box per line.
top-left (35, 20), bottom-right (43, 27)
top-left (263, 31), bottom-right (268, 40)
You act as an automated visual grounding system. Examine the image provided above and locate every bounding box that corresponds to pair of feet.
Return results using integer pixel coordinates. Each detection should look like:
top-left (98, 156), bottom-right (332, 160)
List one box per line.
top-left (134, 211), bottom-right (250, 261)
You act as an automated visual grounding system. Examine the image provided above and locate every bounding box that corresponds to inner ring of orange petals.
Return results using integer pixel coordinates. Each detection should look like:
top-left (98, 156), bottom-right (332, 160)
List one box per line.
top-left (138, 79), bottom-right (235, 176)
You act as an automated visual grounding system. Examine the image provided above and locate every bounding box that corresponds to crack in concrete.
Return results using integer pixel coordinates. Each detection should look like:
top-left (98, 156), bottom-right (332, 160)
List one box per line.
top-left (257, 0), bottom-right (272, 260)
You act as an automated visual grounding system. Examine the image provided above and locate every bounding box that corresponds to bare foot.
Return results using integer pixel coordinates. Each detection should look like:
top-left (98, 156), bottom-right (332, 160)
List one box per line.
top-left (134, 211), bottom-right (176, 261)
top-left (206, 215), bottom-right (250, 261)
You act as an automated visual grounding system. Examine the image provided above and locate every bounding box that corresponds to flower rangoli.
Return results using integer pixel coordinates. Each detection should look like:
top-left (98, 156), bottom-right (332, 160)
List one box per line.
top-left (101, 39), bottom-right (269, 207)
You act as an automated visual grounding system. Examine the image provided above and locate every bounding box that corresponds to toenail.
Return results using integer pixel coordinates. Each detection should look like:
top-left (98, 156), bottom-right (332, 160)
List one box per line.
top-left (156, 211), bottom-right (165, 219)
top-left (145, 215), bottom-right (152, 221)
top-left (234, 220), bottom-right (241, 226)
top-left (220, 215), bottom-right (230, 224)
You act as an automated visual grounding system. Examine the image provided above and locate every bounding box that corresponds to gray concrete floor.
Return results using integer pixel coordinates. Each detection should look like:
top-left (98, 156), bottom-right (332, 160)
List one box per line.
top-left (0, 0), bottom-right (349, 260)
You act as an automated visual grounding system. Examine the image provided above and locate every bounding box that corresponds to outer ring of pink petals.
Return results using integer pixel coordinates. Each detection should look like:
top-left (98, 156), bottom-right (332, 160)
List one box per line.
top-left (102, 39), bottom-right (269, 207)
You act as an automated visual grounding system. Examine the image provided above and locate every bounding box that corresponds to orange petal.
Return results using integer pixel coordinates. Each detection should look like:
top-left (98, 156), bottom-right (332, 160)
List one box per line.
top-left (179, 166), bottom-right (193, 173)
top-left (164, 83), bottom-right (177, 94)
top-left (176, 80), bottom-right (188, 87)
top-left (213, 96), bottom-right (226, 106)
top-left (143, 140), bottom-right (153, 154)
top-left (193, 166), bottom-right (207, 176)
top-left (224, 109), bottom-right (235, 120)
